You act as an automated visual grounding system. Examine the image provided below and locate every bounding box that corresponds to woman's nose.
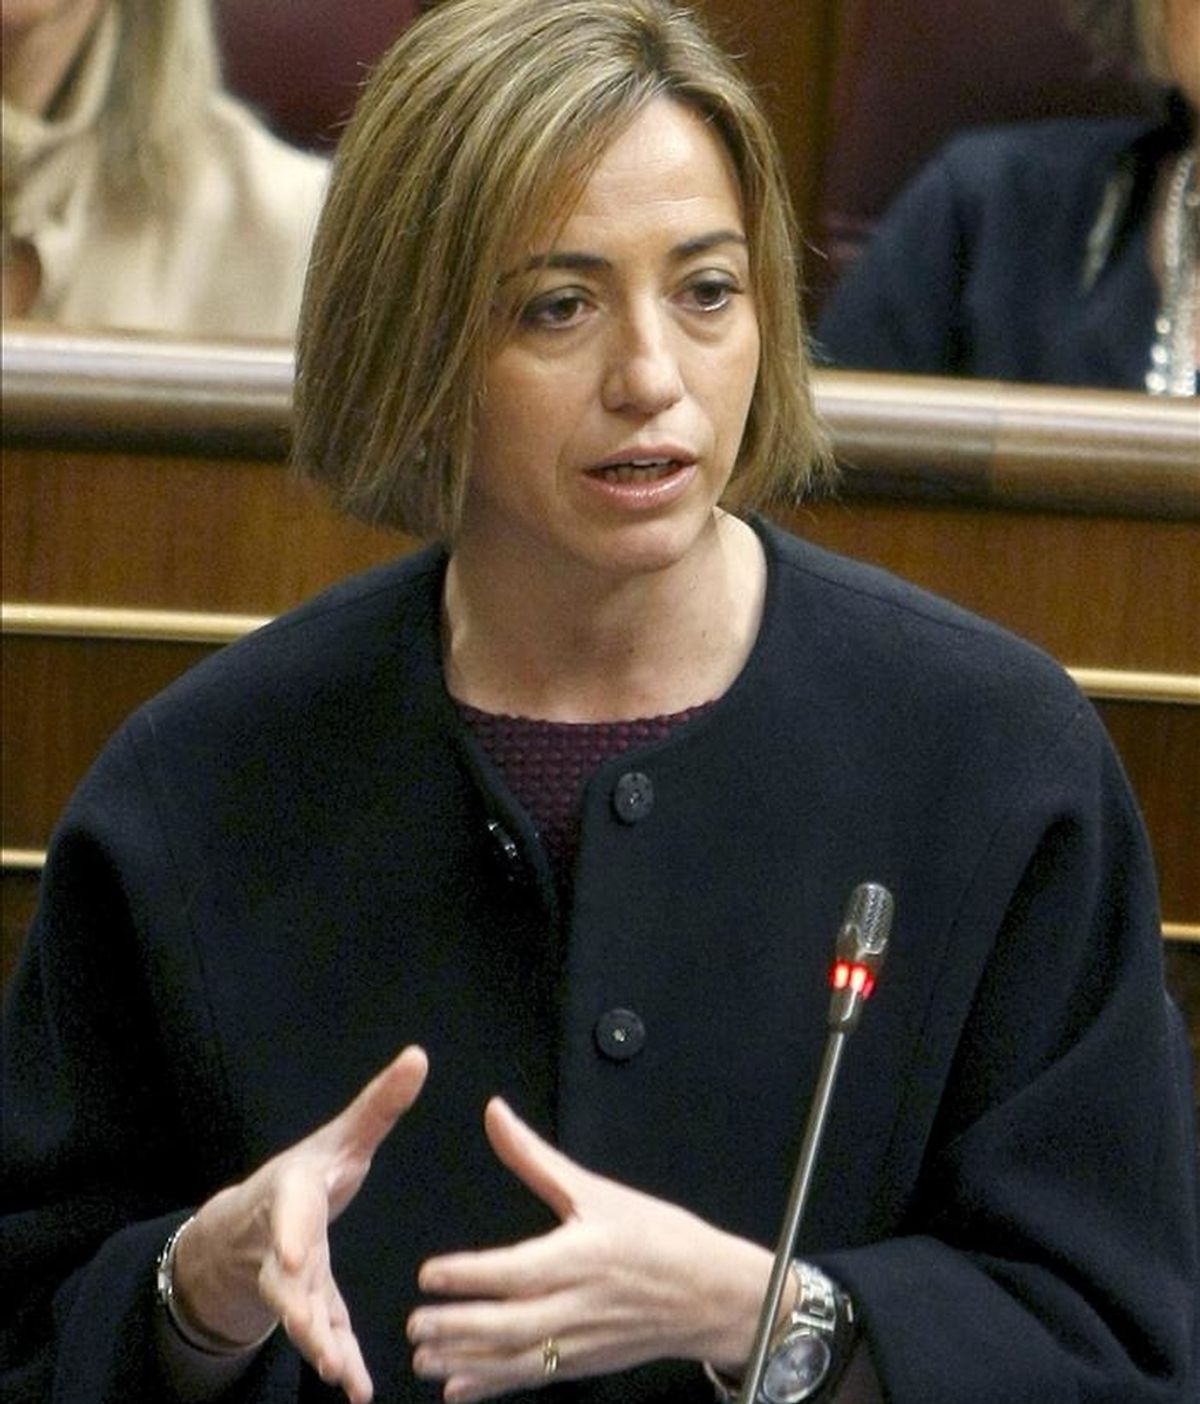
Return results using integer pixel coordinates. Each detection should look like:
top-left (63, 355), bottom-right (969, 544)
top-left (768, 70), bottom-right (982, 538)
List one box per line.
top-left (601, 312), bottom-right (685, 416)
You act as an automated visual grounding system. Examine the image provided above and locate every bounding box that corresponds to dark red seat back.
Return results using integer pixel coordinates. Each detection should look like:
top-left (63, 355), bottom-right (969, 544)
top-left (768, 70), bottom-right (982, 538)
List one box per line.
top-left (214, 0), bottom-right (422, 151)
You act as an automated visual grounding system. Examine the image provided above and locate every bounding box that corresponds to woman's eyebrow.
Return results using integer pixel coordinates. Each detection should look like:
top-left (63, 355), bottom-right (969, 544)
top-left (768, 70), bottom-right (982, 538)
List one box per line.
top-left (672, 229), bottom-right (748, 259)
top-left (500, 228), bottom-right (748, 283)
top-left (504, 251), bottom-right (609, 282)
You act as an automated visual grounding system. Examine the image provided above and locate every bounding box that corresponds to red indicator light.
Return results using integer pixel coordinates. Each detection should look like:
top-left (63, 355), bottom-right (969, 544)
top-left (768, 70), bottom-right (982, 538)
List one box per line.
top-left (830, 961), bottom-right (876, 999)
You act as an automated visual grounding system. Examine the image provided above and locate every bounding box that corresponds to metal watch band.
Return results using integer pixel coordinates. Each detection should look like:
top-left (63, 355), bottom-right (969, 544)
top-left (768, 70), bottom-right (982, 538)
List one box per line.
top-left (776, 1261), bottom-right (843, 1343)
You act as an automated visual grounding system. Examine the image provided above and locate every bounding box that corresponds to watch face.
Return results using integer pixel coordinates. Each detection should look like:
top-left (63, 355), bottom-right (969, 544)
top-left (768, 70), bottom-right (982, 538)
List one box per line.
top-left (761, 1331), bottom-right (831, 1404)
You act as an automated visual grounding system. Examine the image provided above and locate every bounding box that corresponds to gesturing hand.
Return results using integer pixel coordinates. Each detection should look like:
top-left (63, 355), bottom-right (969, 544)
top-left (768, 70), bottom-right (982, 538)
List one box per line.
top-left (173, 1045), bottom-right (429, 1403)
top-left (407, 1098), bottom-right (778, 1403)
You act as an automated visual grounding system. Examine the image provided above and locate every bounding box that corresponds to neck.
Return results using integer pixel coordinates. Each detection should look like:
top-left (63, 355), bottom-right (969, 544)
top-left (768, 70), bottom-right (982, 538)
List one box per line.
top-left (442, 511), bottom-right (767, 721)
top-left (2, 0), bottom-right (105, 116)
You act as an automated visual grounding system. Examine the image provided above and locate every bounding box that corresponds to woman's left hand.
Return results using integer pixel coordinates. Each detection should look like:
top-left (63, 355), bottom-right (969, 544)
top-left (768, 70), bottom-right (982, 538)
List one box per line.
top-left (406, 1098), bottom-right (778, 1402)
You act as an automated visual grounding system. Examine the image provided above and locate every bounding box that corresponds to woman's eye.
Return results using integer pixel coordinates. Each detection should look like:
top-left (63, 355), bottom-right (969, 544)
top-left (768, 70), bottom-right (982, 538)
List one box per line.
top-left (684, 277), bottom-right (738, 312)
top-left (520, 290), bottom-right (590, 329)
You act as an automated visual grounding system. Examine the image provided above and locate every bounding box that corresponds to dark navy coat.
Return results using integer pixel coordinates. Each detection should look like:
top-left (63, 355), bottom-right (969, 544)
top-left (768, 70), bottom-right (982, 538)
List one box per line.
top-left (3, 520), bottom-right (1195, 1402)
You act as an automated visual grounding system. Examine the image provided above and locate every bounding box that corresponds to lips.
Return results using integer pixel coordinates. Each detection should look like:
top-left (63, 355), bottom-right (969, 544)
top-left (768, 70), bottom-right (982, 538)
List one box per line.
top-left (591, 457), bottom-right (678, 484)
top-left (587, 448), bottom-right (696, 485)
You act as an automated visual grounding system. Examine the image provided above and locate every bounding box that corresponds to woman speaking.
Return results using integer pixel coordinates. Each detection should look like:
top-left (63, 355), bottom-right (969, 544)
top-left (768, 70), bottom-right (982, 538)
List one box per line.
top-left (3, 2), bottom-right (1195, 1402)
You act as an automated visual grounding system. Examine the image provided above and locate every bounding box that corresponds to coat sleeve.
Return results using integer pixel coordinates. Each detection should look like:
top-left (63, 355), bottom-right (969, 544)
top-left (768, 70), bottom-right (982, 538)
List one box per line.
top-left (817, 707), bottom-right (1198, 1404)
top-left (0, 726), bottom-right (302, 1404)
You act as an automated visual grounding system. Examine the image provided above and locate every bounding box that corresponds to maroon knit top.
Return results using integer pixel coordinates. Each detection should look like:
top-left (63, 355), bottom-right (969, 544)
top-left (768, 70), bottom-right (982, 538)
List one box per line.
top-left (458, 700), bottom-right (712, 893)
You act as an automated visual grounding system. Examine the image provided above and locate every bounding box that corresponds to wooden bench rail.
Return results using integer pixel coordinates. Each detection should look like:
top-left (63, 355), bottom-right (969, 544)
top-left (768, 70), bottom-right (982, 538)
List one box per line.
top-left (4, 326), bottom-right (1198, 519)
top-left (1, 325), bottom-right (292, 459)
top-left (816, 372), bottom-right (1200, 519)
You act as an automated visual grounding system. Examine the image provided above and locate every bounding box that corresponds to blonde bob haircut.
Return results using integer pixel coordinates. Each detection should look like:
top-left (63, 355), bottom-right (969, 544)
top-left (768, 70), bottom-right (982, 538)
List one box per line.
top-left (294, 0), bottom-right (831, 542)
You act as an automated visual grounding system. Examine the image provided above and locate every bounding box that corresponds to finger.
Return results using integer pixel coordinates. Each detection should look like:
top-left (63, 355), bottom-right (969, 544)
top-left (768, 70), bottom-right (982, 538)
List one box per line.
top-left (483, 1098), bottom-right (587, 1222)
top-left (418, 1222), bottom-right (576, 1300)
top-left (413, 1336), bottom-right (562, 1402)
top-left (267, 1261), bottom-right (370, 1402)
top-left (326, 1045), bottom-right (429, 1165)
top-left (324, 1285), bottom-right (375, 1404)
top-left (260, 1176), bottom-right (344, 1359)
top-left (409, 1291), bottom-right (570, 1354)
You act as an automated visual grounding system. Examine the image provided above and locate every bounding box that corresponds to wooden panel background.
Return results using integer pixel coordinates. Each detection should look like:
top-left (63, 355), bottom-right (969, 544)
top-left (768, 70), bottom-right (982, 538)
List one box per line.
top-left (781, 498), bottom-right (1199, 672)
top-left (692, 0), bottom-right (840, 245)
top-left (1, 449), bottom-right (404, 615)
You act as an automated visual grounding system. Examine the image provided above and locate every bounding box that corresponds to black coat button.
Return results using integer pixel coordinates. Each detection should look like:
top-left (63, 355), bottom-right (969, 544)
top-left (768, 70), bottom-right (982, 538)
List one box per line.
top-left (612, 771), bottom-right (654, 823)
top-left (594, 1008), bottom-right (646, 1061)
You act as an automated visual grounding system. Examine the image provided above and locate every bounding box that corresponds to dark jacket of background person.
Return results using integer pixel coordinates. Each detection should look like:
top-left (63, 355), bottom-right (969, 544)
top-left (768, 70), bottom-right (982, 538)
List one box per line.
top-left (815, 108), bottom-right (1193, 390)
top-left (3, 520), bottom-right (1195, 1403)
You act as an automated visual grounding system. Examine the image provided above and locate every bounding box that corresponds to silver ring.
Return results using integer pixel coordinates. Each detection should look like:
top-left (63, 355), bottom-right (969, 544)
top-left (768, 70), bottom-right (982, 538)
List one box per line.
top-left (541, 1336), bottom-right (560, 1377)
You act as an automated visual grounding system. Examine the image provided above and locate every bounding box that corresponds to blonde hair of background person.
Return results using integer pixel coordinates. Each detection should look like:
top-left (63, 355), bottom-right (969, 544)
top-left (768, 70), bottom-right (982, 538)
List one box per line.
top-left (294, 0), bottom-right (834, 540)
top-left (3, 0), bottom-right (217, 207)
top-left (2, 0), bottom-right (329, 336)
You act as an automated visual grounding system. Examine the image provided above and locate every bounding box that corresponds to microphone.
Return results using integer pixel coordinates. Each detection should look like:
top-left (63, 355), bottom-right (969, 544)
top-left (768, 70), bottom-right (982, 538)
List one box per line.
top-left (736, 882), bottom-right (894, 1404)
top-left (827, 880), bottom-right (892, 1033)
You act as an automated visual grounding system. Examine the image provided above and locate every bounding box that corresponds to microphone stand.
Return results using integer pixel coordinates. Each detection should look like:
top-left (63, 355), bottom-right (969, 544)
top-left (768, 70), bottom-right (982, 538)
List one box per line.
top-left (736, 883), bottom-right (893, 1404)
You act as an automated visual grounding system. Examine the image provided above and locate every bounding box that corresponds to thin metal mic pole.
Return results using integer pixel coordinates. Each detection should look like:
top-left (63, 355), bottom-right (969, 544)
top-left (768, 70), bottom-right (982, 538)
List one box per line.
top-left (737, 1033), bottom-right (848, 1403)
top-left (736, 883), bottom-right (894, 1404)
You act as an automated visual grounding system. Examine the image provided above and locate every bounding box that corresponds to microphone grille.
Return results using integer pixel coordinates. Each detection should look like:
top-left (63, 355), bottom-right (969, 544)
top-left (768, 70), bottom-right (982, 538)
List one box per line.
top-left (846, 882), bottom-right (894, 956)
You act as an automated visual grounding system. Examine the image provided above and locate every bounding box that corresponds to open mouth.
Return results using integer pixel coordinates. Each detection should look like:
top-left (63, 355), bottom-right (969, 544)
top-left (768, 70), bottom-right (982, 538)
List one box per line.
top-left (589, 457), bottom-right (682, 484)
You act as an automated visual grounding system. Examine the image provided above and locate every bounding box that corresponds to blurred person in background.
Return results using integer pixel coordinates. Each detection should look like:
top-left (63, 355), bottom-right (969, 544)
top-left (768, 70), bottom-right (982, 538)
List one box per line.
top-left (817, 0), bottom-right (1199, 394)
top-left (1, 0), bottom-right (328, 337)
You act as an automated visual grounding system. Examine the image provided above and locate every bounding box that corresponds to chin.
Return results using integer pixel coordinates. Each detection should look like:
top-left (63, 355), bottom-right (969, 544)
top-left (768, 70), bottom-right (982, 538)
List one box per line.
top-left (577, 511), bottom-right (719, 580)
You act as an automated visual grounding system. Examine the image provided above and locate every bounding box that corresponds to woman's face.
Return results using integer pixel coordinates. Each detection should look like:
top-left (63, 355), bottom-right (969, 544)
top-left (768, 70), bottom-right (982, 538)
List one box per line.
top-left (460, 97), bottom-right (761, 584)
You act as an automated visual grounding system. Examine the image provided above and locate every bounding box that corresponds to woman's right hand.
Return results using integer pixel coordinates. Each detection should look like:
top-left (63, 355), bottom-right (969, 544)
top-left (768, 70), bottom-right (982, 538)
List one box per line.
top-left (171, 1045), bottom-right (429, 1403)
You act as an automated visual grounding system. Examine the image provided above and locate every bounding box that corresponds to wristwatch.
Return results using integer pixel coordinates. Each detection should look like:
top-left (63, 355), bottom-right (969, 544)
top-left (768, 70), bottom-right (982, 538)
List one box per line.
top-left (757, 1261), bottom-right (856, 1404)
